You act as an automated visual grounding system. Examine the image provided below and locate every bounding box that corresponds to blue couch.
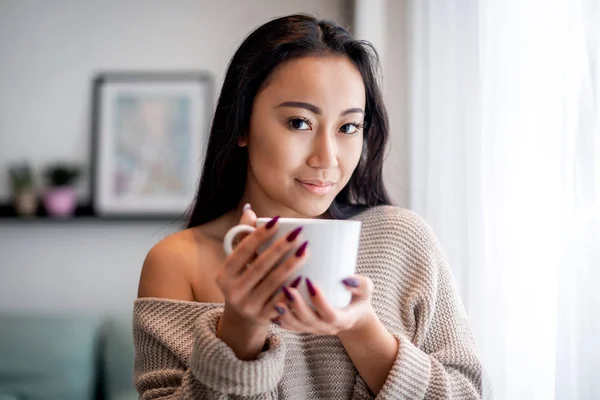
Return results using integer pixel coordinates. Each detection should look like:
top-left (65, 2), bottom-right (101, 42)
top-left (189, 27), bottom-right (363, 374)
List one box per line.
top-left (0, 313), bottom-right (137, 400)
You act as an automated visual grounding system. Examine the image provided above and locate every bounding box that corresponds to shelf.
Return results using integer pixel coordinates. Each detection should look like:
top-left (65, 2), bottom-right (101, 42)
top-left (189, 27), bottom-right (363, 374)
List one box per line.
top-left (0, 202), bottom-right (186, 224)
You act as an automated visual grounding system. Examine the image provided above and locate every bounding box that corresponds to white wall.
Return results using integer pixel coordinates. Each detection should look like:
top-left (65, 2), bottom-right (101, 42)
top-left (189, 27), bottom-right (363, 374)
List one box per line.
top-left (0, 0), bottom-right (351, 315)
top-left (382, 0), bottom-right (409, 207)
top-left (351, 0), bottom-right (410, 207)
top-left (0, 221), bottom-right (180, 314)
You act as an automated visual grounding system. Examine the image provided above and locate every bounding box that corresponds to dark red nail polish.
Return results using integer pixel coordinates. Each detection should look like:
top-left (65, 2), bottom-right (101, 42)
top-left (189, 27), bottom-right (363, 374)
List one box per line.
top-left (290, 276), bottom-right (302, 288)
top-left (275, 305), bottom-right (285, 315)
top-left (271, 318), bottom-right (281, 326)
top-left (266, 216), bottom-right (280, 229)
top-left (306, 278), bottom-right (316, 296)
top-left (286, 226), bottom-right (303, 242)
top-left (282, 286), bottom-right (295, 302)
top-left (342, 277), bottom-right (359, 288)
top-left (295, 241), bottom-right (308, 257)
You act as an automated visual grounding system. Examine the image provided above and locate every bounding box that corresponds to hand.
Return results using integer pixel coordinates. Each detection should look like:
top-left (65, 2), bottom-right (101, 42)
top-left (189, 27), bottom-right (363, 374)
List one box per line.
top-left (216, 205), bottom-right (308, 328)
top-left (271, 274), bottom-right (376, 336)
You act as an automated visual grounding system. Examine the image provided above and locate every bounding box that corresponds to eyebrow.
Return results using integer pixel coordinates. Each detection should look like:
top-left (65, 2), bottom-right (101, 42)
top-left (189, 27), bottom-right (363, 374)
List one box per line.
top-left (275, 101), bottom-right (364, 117)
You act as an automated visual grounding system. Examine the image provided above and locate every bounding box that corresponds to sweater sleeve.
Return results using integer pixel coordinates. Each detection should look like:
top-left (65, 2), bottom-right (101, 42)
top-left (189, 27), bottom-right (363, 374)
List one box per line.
top-left (352, 208), bottom-right (484, 400)
top-left (133, 299), bottom-right (286, 399)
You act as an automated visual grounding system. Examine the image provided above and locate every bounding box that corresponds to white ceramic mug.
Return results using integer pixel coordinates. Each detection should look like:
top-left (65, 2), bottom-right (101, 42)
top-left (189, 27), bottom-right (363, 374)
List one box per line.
top-left (223, 218), bottom-right (362, 309)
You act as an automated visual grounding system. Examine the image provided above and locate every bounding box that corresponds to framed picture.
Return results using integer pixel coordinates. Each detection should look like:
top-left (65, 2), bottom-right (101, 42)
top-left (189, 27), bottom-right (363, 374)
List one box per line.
top-left (91, 72), bottom-right (213, 218)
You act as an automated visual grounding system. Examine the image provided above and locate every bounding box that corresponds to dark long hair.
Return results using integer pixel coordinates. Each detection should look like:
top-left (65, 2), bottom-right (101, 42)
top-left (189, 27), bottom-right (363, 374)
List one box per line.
top-left (186, 14), bottom-right (392, 228)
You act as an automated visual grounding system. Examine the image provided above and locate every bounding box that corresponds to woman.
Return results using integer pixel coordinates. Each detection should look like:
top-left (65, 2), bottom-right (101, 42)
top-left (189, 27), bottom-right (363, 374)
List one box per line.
top-left (134, 14), bottom-right (483, 399)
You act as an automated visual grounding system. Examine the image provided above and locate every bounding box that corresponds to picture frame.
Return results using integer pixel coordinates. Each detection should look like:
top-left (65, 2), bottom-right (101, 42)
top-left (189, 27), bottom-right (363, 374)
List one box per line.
top-left (90, 72), bottom-right (213, 219)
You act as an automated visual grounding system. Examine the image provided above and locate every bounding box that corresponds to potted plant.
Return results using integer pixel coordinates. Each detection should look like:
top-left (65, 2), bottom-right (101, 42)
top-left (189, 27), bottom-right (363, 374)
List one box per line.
top-left (8, 162), bottom-right (37, 217)
top-left (42, 162), bottom-right (82, 217)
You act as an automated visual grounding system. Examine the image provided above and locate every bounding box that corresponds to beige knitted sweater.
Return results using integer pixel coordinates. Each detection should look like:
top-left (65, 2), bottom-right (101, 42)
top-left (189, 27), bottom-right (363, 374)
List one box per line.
top-left (133, 206), bottom-right (483, 399)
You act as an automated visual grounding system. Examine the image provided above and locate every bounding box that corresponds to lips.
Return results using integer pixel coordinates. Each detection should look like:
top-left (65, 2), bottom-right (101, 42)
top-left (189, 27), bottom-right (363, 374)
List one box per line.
top-left (297, 179), bottom-right (335, 187)
top-left (296, 179), bottom-right (335, 195)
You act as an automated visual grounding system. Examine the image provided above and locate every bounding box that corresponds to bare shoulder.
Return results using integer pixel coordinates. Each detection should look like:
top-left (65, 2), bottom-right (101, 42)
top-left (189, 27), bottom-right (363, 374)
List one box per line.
top-left (137, 224), bottom-right (227, 303)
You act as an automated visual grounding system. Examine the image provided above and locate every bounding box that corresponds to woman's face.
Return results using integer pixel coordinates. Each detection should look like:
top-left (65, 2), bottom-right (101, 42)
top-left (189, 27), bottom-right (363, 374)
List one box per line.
top-left (243, 56), bottom-right (366, 218)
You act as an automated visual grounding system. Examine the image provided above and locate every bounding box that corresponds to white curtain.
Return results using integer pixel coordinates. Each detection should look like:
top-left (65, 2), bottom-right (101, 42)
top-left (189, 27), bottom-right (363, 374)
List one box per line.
top-left (407, 0), bottom-right (599, 399)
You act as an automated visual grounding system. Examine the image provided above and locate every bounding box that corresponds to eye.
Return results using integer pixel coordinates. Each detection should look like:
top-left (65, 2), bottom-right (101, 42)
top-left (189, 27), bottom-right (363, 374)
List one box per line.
top-left (339, 122), bottom-right (364, 135)
top-left (288, 117), bottom-right (312, 131)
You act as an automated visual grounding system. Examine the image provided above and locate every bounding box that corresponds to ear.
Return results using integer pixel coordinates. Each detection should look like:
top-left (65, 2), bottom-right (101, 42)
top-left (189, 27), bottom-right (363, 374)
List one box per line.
top-left (238, 135), bottom-right (248, 147)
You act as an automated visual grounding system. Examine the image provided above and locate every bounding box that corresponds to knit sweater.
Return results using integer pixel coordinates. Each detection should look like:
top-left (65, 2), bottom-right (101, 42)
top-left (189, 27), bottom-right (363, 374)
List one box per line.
top-left (133, 206), bottom-right (483, 399)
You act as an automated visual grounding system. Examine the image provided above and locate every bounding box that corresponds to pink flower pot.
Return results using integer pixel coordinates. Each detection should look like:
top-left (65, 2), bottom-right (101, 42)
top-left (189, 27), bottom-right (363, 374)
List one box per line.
top-left (43, 187), bottom-right (77, 217)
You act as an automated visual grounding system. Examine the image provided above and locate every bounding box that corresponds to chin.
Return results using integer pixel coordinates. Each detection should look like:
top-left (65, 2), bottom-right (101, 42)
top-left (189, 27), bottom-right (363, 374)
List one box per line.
top-left (288, 197), bottom-right (334, 218)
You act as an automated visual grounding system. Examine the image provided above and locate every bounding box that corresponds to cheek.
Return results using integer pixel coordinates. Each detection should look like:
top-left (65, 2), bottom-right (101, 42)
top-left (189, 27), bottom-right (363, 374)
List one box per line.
top-left (247, 127), bottom-right (304, 180)
top-left (339, 137), bottom-right (364, 176)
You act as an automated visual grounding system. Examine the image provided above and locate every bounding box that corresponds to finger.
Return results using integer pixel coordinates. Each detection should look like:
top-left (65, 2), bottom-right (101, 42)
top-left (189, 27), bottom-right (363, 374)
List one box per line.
top-left (303, 278), bottom-right (338, 325)
top-left (341, 275), bottom-right (374, 301)
top-left (250, 241), bottom-right (308, 306)
top-left (282, 287), bottom-right (330, 332)
top-left (259, 275), bottom-right (302, 321)
top-left (239, 203), bottom-right (257, 226)
top-left (271, 297), bottom-right (306, 332)
top-left (261, 291), bottom-right (288, 322)
top-left (241, 227), bottom-right (304, 289)
top-left (272, 305), bottom-right (304, 332)
top-left (224, 215), bottom-right (280, 275)
top-left (231, 203), bottom-right (258, 248)
top-left (226, 224), bottom-right (300, 311)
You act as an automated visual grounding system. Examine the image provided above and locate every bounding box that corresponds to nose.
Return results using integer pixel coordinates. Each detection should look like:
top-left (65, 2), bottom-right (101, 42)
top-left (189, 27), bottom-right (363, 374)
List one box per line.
top-left (306, 131), bottom-right (339, 169)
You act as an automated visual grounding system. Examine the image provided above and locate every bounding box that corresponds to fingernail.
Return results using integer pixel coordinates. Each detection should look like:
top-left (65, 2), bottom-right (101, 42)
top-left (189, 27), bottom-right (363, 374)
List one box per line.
top-left (271, 318), bottom-right (282, 326)
top-left (306, 278), bottom-right (316, 296)
top-left (266, 216), bottom-right (280, 229)
top-left (275, 305), bottom-right (285, 315)
top-left (243, 203), bottom-right (251, 212)
top-left (286, 226), bottom-right (303, 242)
top-left (342, 277), bottom-right (359, 288)
top-left (295, 241), bottom-right (308, 257)
top-left (290, 275), bottom-right (302, 288)
top-left (282, 286), bottom-right (295, 302)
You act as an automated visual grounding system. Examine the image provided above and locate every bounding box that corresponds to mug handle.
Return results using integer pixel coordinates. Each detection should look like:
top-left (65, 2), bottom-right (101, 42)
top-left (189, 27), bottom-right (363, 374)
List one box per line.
top-left (223, 224), bottom-right (256, 255)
